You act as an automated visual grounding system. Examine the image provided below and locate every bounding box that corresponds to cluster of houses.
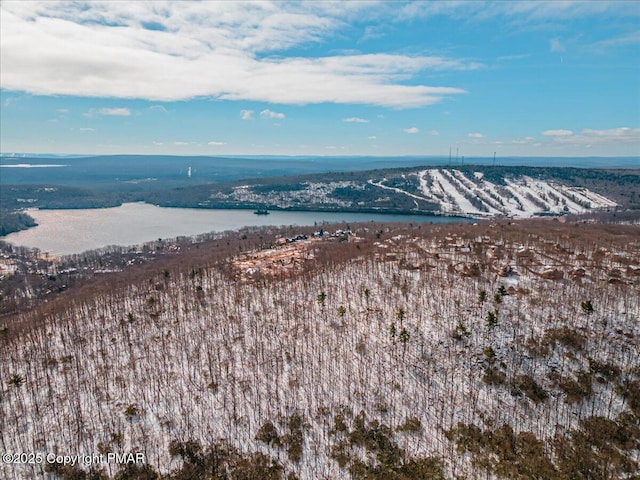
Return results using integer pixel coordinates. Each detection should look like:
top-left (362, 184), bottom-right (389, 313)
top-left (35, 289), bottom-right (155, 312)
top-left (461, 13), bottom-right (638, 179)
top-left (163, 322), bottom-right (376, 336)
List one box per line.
top-left (274, 229), bottom-right (357, 246)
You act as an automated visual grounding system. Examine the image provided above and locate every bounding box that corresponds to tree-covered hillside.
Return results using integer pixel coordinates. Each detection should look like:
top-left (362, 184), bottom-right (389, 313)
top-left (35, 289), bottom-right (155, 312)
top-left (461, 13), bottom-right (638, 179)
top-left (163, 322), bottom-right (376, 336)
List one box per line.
top-left (1, 219), bottom-right (638, 479)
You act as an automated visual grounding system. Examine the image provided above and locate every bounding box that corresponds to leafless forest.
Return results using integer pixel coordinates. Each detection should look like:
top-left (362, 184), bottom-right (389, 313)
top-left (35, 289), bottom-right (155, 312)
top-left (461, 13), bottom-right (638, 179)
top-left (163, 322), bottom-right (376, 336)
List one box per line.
top-left (1, 219), bottom-right (639, 479)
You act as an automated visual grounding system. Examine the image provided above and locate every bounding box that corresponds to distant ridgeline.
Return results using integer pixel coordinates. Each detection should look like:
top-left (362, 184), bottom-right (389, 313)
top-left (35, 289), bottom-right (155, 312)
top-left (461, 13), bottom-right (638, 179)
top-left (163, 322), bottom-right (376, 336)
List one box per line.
top-left (0, 162), bottom-right (638, 236)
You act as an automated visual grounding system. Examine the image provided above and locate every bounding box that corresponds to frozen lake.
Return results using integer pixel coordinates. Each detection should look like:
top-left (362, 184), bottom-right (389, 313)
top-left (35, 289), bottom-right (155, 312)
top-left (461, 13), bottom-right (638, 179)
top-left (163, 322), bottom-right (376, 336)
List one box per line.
top-left (3, 202), bottom-right (472, 256)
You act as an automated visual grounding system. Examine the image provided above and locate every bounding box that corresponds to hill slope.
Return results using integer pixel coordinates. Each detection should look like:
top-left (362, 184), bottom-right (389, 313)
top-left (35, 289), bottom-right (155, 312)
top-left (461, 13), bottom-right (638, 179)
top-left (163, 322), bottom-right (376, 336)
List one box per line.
top-left (1, 220), bottom-right (639, 479)
top-left (138, 165), bottom-right (639, 217)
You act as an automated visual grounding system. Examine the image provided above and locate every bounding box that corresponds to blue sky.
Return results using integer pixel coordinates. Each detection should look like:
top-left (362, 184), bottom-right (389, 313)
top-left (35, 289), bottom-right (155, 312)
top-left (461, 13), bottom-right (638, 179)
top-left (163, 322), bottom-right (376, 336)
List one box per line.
top-left (1, 1), bottom-right (639, 157)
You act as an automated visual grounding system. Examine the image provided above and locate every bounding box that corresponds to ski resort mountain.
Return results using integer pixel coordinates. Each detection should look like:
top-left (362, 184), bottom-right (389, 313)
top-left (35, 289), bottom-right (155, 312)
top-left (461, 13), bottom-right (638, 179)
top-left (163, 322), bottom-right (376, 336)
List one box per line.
top-left (146, 166), bottom-right (634, 219)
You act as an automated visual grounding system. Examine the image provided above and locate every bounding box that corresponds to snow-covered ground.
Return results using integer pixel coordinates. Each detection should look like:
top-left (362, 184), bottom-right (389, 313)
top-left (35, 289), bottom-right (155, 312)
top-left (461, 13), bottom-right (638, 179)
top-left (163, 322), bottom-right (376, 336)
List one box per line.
top-left (409, 169), bottom-right (617, 218)
top-left (1, 221), bottom-right (638, 479)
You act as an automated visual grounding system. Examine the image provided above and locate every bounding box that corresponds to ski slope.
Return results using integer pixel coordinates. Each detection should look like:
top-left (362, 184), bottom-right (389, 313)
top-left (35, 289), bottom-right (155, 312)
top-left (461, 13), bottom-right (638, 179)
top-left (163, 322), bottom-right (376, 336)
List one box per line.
top-left (407, 169), bottom-right (618, 218)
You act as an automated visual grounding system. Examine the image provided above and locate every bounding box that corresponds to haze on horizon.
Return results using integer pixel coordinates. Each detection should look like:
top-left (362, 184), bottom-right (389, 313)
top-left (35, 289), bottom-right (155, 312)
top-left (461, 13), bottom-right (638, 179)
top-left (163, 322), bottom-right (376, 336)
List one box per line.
top-left (1, 1), bottom-right (639, 158)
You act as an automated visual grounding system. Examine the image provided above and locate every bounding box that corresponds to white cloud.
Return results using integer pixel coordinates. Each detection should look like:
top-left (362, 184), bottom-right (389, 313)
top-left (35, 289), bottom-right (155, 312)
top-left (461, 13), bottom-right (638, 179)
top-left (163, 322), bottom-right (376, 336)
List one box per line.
top-left (360, 24), bottom-right (387, 42)
top-left (429, 130), bottom-right (440, 136)
top-left (467, 132), bottom-right (484, 138)
top-left (542, 129), bottom-right (573, 136)
top-left (57, 108), bottom-right (69, 113)
top-left (0, 2), bottom-right (473, 108)
top-left (240, 109), bottom-right (254, 120)
top-left (343, 117), bottom-right (369, 123)
top-left (497, 53), bottom-right (530, 61)
top-left (367, 135), bottom-right (377, 140)
top-left (404, 127), bottom-right (419, 134)
top-left (260, 109), bottom-right (285, 120)
top-left (174, 141), bottom-right (189, 146)
top-left (590, 31), bottom-right (640, 53)
top-left (152, 142), bottom-right (164, 146)
top-left (549, 37), bottom-right (565, 53)
top-left (79, 127), bottom-right (94, 131)
top-left (399, 1), bottom-right (640, 23)
top-left (149, 105), bottom-right (167, 112)
top-left (208, 141), bottom-right (226, 146)
top-left (553, 127), bottom-right (640, 145)
top-left (581, 127), bottom-right (637, 138)
top-left (511, 136), bottom-right (536, 145)
top-left (98, 107), bottom-right (131, 116)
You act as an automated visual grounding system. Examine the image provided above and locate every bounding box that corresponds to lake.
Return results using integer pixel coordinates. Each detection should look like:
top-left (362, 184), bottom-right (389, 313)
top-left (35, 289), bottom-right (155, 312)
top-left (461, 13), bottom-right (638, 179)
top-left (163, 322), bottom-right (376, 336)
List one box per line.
top-left (3, 203), bottom-right (472, 256)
